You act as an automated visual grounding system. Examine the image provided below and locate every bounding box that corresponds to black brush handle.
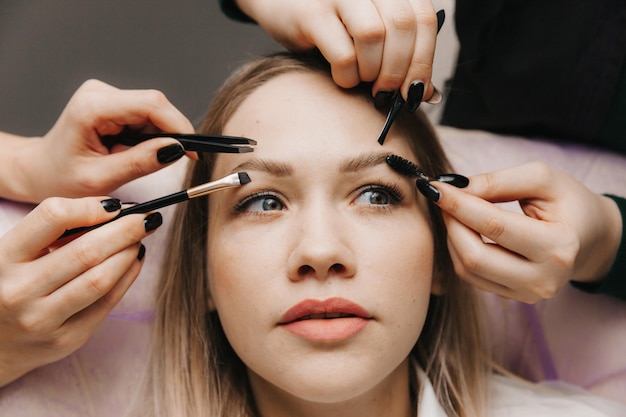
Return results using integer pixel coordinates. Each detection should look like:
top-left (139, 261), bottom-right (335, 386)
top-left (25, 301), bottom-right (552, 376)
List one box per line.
top-left (117, 190), bottom-right (188, 216)
top-left (59, 190), bottom-right (188, 239)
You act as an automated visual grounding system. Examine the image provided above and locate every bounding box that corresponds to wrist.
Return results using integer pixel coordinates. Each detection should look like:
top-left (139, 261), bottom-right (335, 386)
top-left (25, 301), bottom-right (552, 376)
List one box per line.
top-left (571, 195), bottom-right (626, 300)
top-left (573, 195), bottom-right (623, 283)
top-left (0, 354), bottom-right (31, 388)
top-left (0, 133), bottom-right (44, 203)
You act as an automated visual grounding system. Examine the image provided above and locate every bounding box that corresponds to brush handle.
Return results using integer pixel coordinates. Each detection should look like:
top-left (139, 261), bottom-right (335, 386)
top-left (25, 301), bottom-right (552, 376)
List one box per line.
top-left (59, 190), bottom-right (188, 239)
top-left (118, 190), bottom-right (188, 216)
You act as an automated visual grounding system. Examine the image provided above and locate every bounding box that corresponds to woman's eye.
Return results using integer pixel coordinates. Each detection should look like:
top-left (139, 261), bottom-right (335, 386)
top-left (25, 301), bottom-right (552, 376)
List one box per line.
top-left (354, 185), bottom-right (403, 206)
top-left (235, 193), bottom-right (285, 213)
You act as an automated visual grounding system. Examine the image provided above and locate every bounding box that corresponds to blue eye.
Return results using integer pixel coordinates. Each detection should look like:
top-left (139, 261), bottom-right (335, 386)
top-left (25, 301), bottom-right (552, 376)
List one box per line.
top-left (234, 192), bottom-right (285, 213)
top-left (354, 184), bottom-right (403, 206)
top-left (356, 189), bottom-right (390, 205)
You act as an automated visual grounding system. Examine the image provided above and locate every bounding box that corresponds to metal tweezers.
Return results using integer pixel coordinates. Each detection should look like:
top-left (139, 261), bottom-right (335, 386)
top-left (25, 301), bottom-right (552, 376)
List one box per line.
top-left (102, 133), bottom-right (256, 153)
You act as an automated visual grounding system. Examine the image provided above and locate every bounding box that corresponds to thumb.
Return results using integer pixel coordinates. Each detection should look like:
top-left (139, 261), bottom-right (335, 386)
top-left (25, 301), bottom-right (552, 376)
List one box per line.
top-left (94, 138), bottom-right (186, 191)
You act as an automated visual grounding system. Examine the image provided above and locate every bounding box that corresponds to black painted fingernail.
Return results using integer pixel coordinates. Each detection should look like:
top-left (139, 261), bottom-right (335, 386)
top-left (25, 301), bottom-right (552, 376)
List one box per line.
top-left (374, 91), bottom-right (395, 110)
top-left (436, 10), bottom-right (445, 34)
top-left (144, 212), bottom-right (163, 232)
top-left (157, 144), bottom-right (185, 164)
top-left (100, 198), bottom-right (121, 212)
top-left (435, 174), bottom-right (469, 188)
top-left (416, 179), bottom-right (440, 202)
top-left (137, 243), bottom-right (146, 261)
top-left (407, 81), bottom-right (425, 113)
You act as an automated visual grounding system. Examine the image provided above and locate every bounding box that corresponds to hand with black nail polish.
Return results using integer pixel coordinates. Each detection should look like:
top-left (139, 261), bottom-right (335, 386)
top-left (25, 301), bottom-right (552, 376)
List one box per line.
top-left (432, 162), bottom-right (624, 304)
top-left (1, 79), bottom-right (195, 204)
top-left (0, 195), bottom-right (160, 387)
top-left (235, 0), bottom-right (443, 106)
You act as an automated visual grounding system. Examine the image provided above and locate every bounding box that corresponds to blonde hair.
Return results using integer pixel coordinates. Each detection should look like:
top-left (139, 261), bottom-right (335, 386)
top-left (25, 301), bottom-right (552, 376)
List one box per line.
top-left (136, 52), bottom-right (491, 417)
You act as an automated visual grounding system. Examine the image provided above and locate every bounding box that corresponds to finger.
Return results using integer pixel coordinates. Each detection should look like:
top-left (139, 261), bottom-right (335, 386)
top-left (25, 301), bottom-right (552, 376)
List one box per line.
top-left (399, 0), bottom-right (438, 100)
top-left (301, 10), bottom-right (361, 88)
top-left (85, 137), bottom-right (188, 192)
top-left (444, 214), bottom-right (546, 301)
top-left (65, 80), bottom-right (194, 139)
top-left (336, 0), bottom-right (385, 82)
top-left (53, 248), bottom-right (144, 353)
top-left (37, 212), bottom-right (161, 294)
top-left (435, 182), bottom-right (554, 260)
top-left (47, 242), bottom-right (144, 320)
top-left (371, 0), bottom-right (418, 93)
top-left (0, 197), bottom-right (122, 262)
top-left (463, 162), bottom-right (563, 203)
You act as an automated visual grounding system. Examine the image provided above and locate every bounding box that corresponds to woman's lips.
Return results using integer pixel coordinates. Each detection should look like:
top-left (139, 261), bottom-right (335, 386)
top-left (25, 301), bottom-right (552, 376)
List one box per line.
top-left (279, 297), bottom-right (371, 342)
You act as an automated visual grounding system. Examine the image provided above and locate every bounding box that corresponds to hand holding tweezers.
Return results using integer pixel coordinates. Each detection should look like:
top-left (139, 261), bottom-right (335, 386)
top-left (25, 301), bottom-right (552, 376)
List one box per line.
top-left (102, 133), bottom-right (256, 154)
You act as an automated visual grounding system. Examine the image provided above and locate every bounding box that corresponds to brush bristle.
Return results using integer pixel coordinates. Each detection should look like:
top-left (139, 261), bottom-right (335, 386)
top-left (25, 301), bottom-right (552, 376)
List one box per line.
top-left (386, 154), bottom-right (420, 178)
top-left (238, 172), bottom-right (252, 185)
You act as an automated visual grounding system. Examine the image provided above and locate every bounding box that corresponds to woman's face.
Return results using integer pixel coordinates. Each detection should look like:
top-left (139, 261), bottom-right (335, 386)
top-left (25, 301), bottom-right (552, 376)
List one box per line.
top-left (207, 71), bottom-right (439, 413)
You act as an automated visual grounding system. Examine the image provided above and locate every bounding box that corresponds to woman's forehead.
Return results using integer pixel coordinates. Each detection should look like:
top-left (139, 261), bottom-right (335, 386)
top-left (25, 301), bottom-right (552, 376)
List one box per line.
top-left (223, 72), bottom-right (380, 136)
top-left (213, 73), bottom-right (416, 178)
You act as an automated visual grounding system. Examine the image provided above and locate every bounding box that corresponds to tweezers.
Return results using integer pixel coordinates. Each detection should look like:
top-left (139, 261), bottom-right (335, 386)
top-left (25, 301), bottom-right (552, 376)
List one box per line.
top-left (102, 133), bottom-right (257, 153)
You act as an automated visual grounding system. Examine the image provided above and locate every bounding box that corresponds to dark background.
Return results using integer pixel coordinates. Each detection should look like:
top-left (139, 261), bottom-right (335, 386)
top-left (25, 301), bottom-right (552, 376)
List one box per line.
top-left (0, 1), bottom-right (280, 135)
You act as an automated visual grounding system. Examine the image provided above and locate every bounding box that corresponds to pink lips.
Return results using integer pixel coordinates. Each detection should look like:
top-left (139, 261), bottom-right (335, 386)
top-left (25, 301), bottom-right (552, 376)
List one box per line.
top-left (279, 297), bottom-right (371, 342)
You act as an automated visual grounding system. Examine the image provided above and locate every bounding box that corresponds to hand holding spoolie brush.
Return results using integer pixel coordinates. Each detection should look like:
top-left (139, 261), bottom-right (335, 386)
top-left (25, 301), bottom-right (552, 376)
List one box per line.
top-left (428, 163), bottom-right (623, 304)
top-left (387, 153), bottom-right (623, 304)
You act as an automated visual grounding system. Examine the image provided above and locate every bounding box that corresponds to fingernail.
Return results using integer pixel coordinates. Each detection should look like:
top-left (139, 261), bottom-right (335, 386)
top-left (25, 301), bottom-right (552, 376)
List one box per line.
top-left (374, 91), bottom-right (395, 110)
top-left (416, 179), bottom-right (440, 202)
top-left (407, 81), bottom-right (425, 113)
top-left (100, 198), bottom-right (121, 212)
top-left (435, 174), bottom-right (469, 188)
top-left (144, 212), bottom-right (163, 232)
top-left (157, 144), bottom-right (185, 164)
top-left (425, 85), bottom-right (443, 104)
top-left (137, 243), bottom-right (146, 261)
top-left (436, 10), bottom-right (445, 34)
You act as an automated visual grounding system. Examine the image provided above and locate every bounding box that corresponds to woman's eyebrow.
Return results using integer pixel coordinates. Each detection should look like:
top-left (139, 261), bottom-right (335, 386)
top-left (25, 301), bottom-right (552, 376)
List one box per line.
top-left (339, 152), bottom-right (390, 173)
top-left (230, 158), bottom-right (293, 176)
top-left (229, 152), bottom-right (389, 176)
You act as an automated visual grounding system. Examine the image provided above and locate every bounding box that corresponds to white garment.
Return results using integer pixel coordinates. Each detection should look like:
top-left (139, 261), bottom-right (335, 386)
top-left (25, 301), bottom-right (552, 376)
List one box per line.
top-left (415, 367), bottom-right (626, 417)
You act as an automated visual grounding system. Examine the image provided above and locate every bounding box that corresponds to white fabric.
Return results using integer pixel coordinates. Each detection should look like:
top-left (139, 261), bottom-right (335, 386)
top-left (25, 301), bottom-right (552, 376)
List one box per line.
top-left (415, 366), bottom-right (626, 417)
top-left (489, 375), bottom-right (626, 417)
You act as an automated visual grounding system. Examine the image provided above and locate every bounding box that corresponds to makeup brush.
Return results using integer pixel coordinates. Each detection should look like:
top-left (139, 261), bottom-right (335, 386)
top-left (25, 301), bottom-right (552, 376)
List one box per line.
top-left (60, 172), bottom-right (251, 238)
top-left (386, 155), bottom-right (469, 188)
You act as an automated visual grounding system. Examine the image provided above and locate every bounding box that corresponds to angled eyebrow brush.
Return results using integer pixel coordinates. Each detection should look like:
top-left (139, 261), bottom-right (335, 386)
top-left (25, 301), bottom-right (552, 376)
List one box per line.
top-left (60, 172), bottom-right (251, 238)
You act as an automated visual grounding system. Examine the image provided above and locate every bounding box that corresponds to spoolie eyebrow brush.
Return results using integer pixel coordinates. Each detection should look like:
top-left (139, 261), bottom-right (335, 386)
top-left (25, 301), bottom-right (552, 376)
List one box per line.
top-left (386, 155), bottom-right (469, 188)
top-left (60, 172), bottom-right (251, 238)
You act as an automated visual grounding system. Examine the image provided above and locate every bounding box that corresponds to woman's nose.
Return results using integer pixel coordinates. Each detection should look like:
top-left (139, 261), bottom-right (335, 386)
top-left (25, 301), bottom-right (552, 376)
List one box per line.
top-left (286, 205), bottom-right (356, 282)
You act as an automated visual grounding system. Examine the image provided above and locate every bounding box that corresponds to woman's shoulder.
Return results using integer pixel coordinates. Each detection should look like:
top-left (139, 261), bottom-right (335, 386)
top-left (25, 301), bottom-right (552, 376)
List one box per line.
top-left (490, 374), bottom-right (626, 417)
